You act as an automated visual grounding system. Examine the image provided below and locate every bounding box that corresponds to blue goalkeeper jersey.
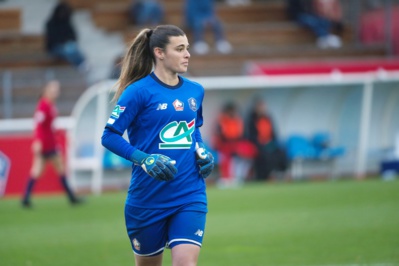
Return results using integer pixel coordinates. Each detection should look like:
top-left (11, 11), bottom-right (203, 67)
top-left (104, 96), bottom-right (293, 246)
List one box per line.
top-left (105, 72), bottom-right (207, 209)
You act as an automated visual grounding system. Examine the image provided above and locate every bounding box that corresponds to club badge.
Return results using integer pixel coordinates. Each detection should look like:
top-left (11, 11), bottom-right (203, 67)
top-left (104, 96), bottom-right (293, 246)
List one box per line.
top-left (132, 238), bottom-right (141, 251)
top-left (188, 97), bottom-right (198, 112)
top-left (173, 99), bottom-right (184, 111)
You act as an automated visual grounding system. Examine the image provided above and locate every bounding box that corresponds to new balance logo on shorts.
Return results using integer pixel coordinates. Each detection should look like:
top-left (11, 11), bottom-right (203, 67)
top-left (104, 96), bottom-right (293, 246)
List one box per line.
top-left (194, 229), bottom-right (203, 237)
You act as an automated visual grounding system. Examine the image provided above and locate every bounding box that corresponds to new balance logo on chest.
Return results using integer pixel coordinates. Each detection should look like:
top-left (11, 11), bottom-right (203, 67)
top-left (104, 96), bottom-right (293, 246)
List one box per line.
top-left (157, 103), bottom-right (168, 110)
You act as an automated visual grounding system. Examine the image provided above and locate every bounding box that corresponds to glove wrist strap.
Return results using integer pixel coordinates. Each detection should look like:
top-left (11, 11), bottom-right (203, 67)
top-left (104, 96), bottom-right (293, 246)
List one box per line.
top-left (130, 149), bottom-right (149, 165)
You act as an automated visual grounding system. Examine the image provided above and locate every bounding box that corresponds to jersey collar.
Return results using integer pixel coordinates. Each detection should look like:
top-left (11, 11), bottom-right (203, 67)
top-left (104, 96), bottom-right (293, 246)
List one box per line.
top-left (150, 72), bottom-right (183, 90)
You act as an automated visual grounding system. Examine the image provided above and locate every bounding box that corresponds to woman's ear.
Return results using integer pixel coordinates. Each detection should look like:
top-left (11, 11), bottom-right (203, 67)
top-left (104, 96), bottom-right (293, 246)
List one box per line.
top-left (154, 47), bottom-right (164, 60)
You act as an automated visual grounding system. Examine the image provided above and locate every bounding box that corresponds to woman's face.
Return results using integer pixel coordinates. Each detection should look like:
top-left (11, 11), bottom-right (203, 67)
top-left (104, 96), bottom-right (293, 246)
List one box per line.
top-left (159, 35), bottom-right (191, 74)
top-left (44, 81), bottom-right (60, 101)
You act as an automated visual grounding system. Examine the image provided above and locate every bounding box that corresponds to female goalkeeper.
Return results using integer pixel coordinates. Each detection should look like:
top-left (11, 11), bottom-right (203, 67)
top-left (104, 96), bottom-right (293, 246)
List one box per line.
top-left (101, 24), bottom-right (214, 266)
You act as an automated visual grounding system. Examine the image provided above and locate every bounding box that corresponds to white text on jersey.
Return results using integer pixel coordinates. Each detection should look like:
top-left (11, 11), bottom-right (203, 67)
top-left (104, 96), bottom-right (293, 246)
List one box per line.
top-left (157, 103), bottom-right (168, 110)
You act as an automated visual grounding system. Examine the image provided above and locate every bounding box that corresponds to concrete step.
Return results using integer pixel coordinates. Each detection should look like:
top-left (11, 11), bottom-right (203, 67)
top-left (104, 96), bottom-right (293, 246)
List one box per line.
top-left (0, 0), bottom-right (126, 83)
top-left (92, 1), bottom-right (287, 32)
top-left (123, 22), bottom-right (353, 48)
top-left (0, 32), bottom-right (44, 54)
top-left (0, 8), bottom-right (21, 31)
top-left (165, 1), bottom-right (288, 26)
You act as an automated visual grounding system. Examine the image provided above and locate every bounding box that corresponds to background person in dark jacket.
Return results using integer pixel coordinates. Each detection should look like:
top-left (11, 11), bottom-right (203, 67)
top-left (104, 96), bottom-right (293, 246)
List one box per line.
top-left (45, 1), bottom-right (89, 72)
top-left (247, 98), bottom-right (288, 181)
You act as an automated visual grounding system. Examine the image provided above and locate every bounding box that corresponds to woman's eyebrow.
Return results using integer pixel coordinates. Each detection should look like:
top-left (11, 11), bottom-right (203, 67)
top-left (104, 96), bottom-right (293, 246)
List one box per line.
top-left (175, 44), bottom-right (189, 48)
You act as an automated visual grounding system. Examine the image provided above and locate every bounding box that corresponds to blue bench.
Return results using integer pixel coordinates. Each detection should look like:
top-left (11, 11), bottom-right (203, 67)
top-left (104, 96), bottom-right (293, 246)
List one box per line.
top-left (286, 132), bottom-right (345, 179)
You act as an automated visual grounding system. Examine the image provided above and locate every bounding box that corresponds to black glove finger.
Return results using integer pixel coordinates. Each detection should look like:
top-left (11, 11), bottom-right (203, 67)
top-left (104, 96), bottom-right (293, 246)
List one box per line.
top-left (202, 171), bottom-right (211, 178)
top-left (156, 161), bottom-right (166, 169)
top-left (197, 157), bottom-right (208, 166)
top-left (156, 161), bottom-right (175, 181)
top-left (152, 165), bottom-right (162, 174)
top-left (156, 169), bottom-right (166, 181)
top-left (148, 169), bottom-right (156, 179)
top-left (200, 168), bottom-right (211, 178)
top-left (199, 163), bottom-right (213, 175)
top-left (165, 161), bottom-right (178, 175)
top-left (160, 165), bottom-right (174, 181)
top-left (150, 166), bottom-right (165, 181)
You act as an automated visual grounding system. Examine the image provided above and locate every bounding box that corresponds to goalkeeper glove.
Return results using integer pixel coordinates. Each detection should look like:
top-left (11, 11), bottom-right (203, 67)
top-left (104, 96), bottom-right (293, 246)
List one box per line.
top-left (195, 142), bottom-right (214, 178)
top-left (131, 150), bottom-right (177, 181)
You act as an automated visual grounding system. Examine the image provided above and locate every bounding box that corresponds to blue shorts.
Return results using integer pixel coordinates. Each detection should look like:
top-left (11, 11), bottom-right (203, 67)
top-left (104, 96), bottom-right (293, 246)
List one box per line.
top-left (125, 202), bottom-right (207, 256)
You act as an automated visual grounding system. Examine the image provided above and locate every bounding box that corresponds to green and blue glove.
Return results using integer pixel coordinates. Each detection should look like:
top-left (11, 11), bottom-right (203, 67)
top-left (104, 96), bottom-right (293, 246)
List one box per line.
top-left (195, 142), bottom-right (214, 178)
top-left (131, 150), bottom-right (177, 181)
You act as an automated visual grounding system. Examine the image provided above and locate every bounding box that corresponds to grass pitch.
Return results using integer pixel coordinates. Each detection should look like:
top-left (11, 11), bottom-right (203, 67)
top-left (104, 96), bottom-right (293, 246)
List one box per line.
top-left (1, 179), bottom-right (398, 266)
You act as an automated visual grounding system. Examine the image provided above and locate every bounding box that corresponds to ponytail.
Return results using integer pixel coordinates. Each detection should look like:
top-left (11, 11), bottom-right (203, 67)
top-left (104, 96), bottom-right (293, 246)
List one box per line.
top-left (112, 25), bottom-right (185, 102)
top-left (113, 28), bottom-right (153, 102)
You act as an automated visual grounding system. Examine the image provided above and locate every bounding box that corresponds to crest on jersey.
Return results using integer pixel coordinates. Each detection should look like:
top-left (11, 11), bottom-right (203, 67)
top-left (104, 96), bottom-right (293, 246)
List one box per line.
top-left (159, 119), bottom-right (195, 149)
top-left (173, 99), bottom-right (184, 111)
top-left (132, 238), bottom-right (141, 251)
top-left (111, 105), bottom-right (126, 118)
top-left (188, 97), bottom-right (198, 112)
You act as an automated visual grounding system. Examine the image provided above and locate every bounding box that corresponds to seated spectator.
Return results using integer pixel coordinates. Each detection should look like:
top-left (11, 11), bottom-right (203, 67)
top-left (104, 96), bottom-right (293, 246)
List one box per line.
top-left (45, 1), bottom-right (89, 72)
top-left (247, 98), bottom-right (288, 181)
top-left (212, 102), bottom-right (256, 187)
top-left (286, 0), bottom-right (342, 49)
top-left (359, 1), bottom-right (399, 55)
top-left (128, 0), bottom-right (164, 26)
top-left (185, 0), bottom-right (232, 55)
top-left (312, 0), bottom-right (344, 35)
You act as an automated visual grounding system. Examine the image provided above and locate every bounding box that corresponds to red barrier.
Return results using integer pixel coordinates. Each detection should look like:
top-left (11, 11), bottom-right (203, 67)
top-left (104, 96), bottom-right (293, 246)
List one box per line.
top-left (0, 130), bottom-right (67, 197)
top-left (247, 59), bottom-right (399, 76)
